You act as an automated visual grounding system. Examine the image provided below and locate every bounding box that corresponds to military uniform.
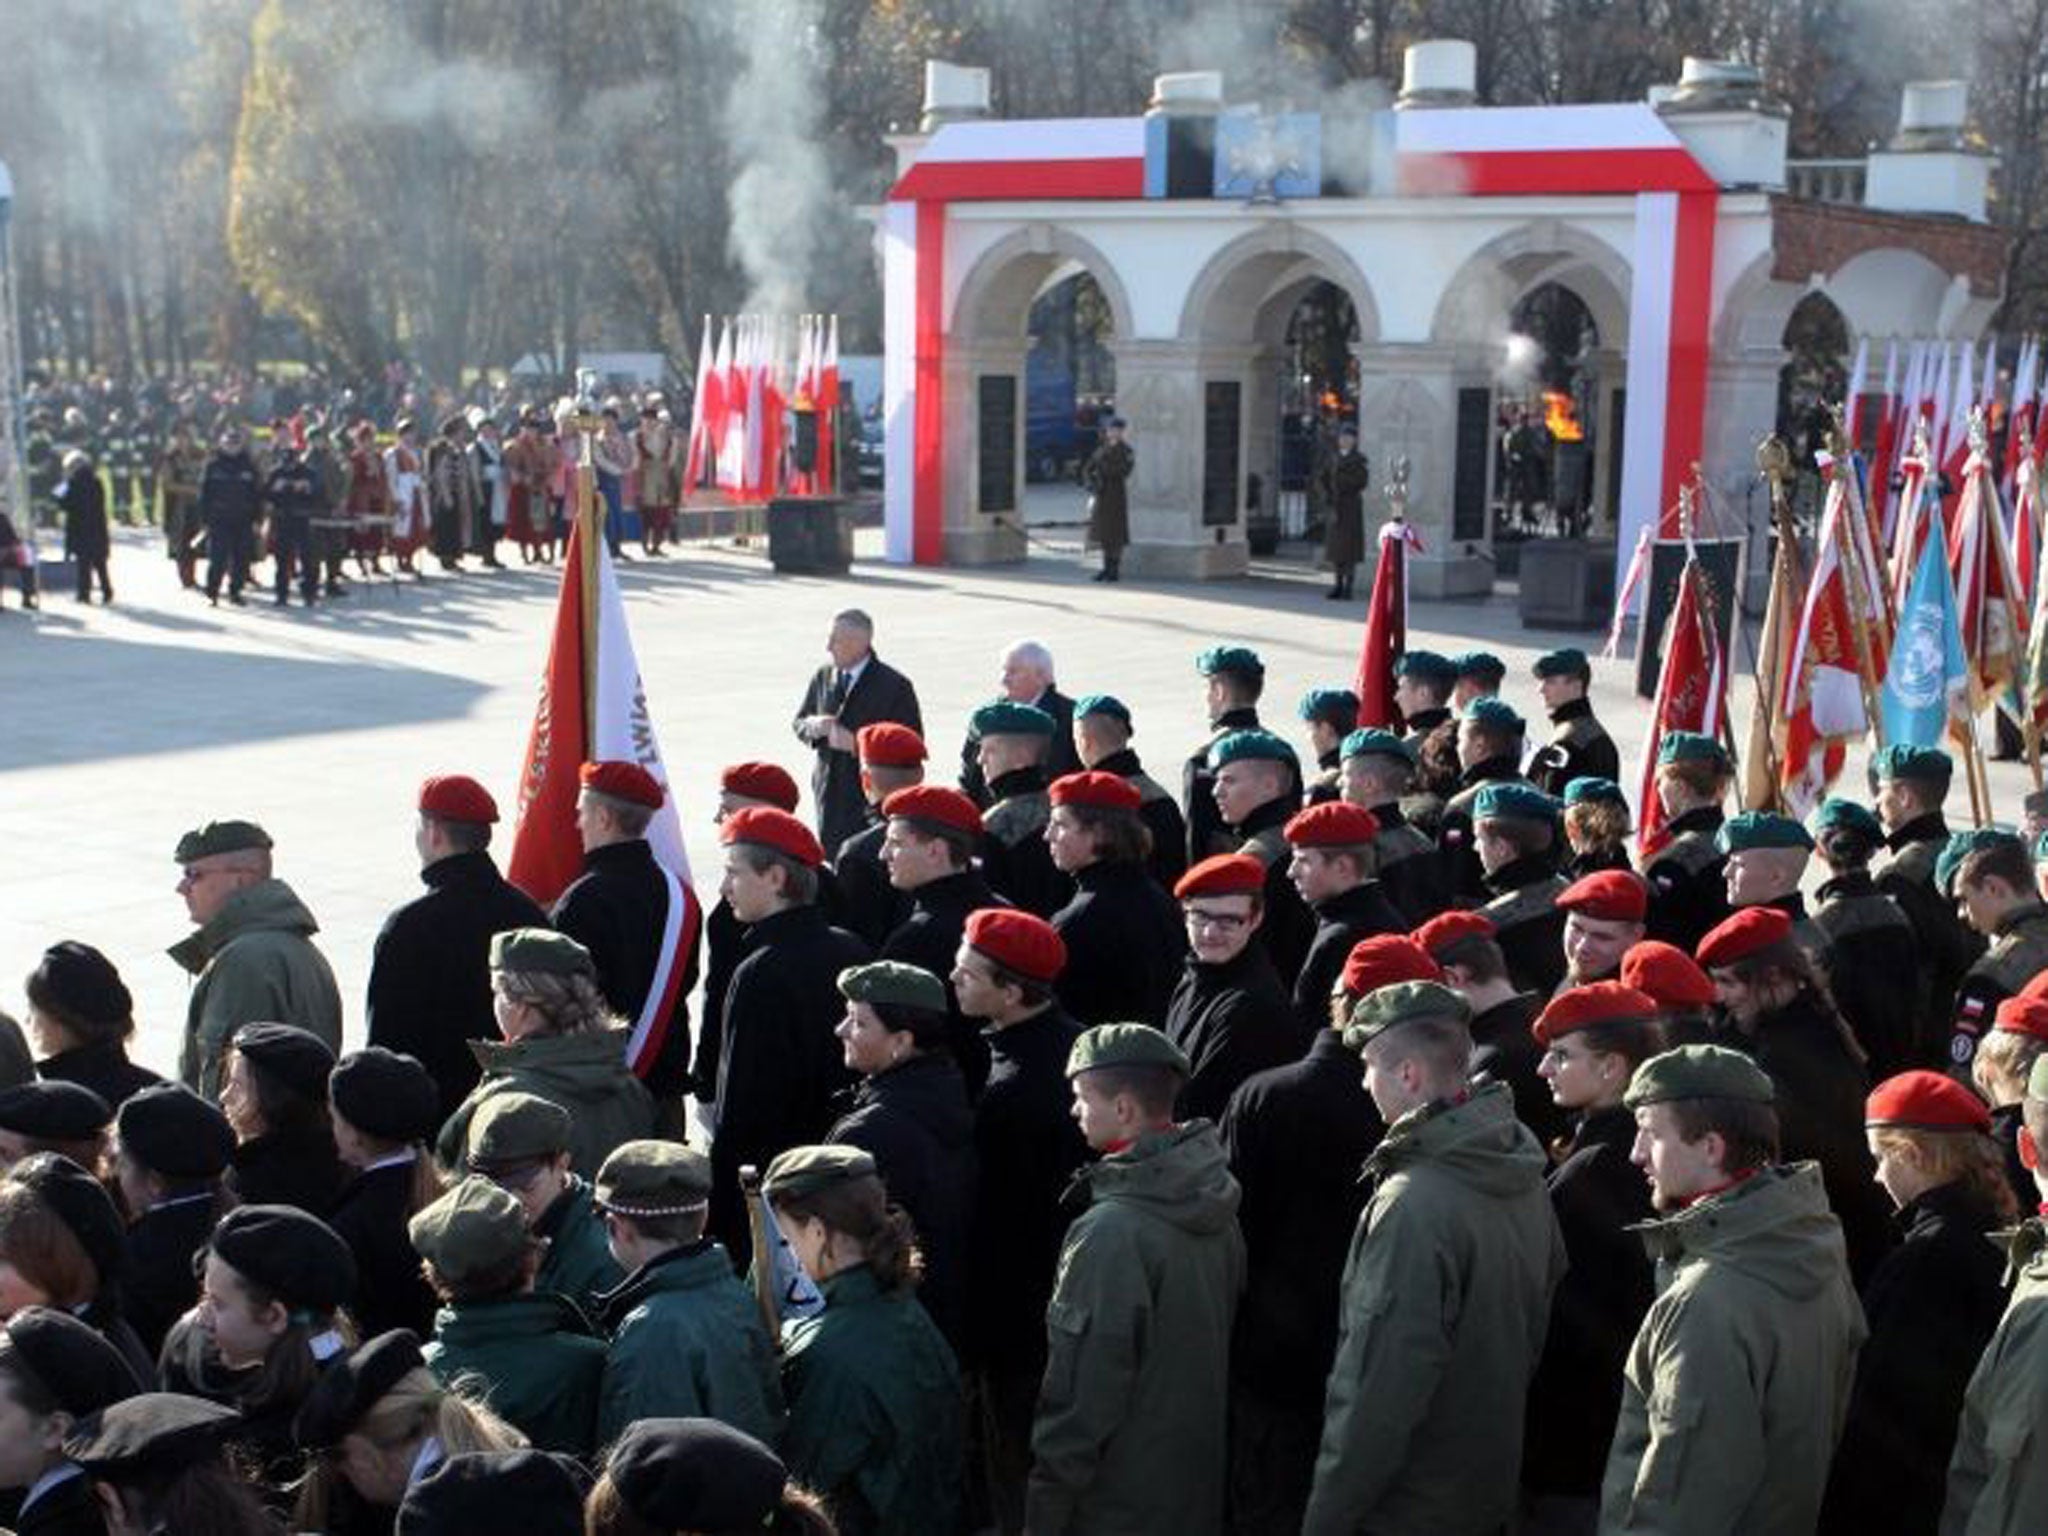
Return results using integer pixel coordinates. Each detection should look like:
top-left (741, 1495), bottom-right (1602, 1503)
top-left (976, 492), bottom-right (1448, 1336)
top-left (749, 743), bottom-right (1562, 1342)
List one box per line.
top-left (1878, 812), bottom-right (1984, 1056)
top-left (1292, 881), bottom-right (1406, 1033)
top-left (959, 687), bottom-right (1080, 808)
top-left (1088, 744), bottom-right (1187, 890)
top-left (981, 766), bottom-right (1069, 918)
top-left (1643, 805), bottom-right (1731, 954)
top-left (1050, 859), bottom-right (1185, 1027)
top-left (532, 1175), bottom-right (623, 1311)
top-left (1943, 1202), bottom-right (2048, 1535)
top-left (1528, 696), bottom-right (1620, 797)
top-left (1439, 753), bottom-right (1530, 901)
top-left (1950, 901), bottom-right (2048, 1074)
top-left (1469, 990), bottom-right (1565, 1145)
top-left (1185, 704), bottom-right (1262, 865)
top-left (1231, 796), bottom-right (1316, 987)
top-left (436, 1027), bottom-right (658, 1179)
top-left (1812, 870), bottom-right (1924, 1079)
top-left (1164, 943), bottom-right (1308, 1125)
top-left (1373, 802), bottom-right (1448, 925)
top-left (880, 865), bottom-right (1007, 1096)
top-left (833, 817), bottom-right (909, 947)
top-left (1481, 859), bottom-right (1569, 997)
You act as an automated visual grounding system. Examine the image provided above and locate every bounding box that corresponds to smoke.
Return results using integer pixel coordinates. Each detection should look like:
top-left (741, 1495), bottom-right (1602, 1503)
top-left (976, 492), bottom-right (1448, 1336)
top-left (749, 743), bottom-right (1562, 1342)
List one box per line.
top-left (333, 50), bottom-right (540, 153)
top-left (722, 0), bottom-right (835, 315)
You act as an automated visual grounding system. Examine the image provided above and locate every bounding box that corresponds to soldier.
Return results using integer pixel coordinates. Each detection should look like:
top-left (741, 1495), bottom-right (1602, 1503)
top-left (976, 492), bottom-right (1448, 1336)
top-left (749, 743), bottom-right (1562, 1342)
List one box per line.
top-left (168, 818), bottom-right (341, 1100)
top-left (1029, 1025), bottom-right (1244, 1536)
top-left (1720, 810), bottom-right (1824, 932)
top-left (792, 609), bottom-right (924, 858)
top-left (261, 431), bottom-right (320, 607)
top-left (156, 418), bottom-right (207, 588)
top-left (833, 724), bottom-right (926, 948)
top-left (1296, 688), bottom-right (1360, 803)
top-left (1083, 416), bottom-right (1134, 583)
top-left (1561, 775), bottom-right (1634, 876)
top-left (1451, 650), bottom-right (1505, 711)
top-left (462, 1092), bottom-right (622, 1314)
top-left (1471, 781), bottom-right (1570, 995)
top-left (1303, 981), bottom-right (1564, 1535)
top-left (1392, 650), bottom-right (1461, 807)
top-left (1315, 423), bottom-right (1369, 599)
top-left (970, 700), bottom-right (1069, 919)
top-left (1209, 728), bottom-right (1314, 986)
top-left (305, 415), bottom-right (352, 597)
top-left (1977, 996), bottom-right (2048, 1211)
top-left (109, 1083), bottom-right (235, 1360)
top-left (957, 640), bottom-right (1081, 806)
top-left (1621, 938), bottom-right (1719, 1047)
top-left (131, 405), bottom-right (163, 526)
top-left (1809, 797), bottom-right (1925, 1078)
top-left (590, 1140), bottom-right (784, 1449)
top-left (1184, 646), bottom-right (1266, 865)
top-left (1071, 694), bottom-right (1187, 890)
top-left (1283, 801), bottom-right (1405, 1032)
top-left (1939, 829), bottom-right (2048, 1076)
top-left (1871, 745), bottom-right (1982, 1034)
top-left (1416, 909), bottom-right (1564, 1145)
top-left (1045, 771), bottom-right (1186, 1027)
top-left (1642, 731), bottom-right (1735, 953)
top-left (1526, 652), bottom-right (1616, 796)
top-left (1441, 697), bottom-right (1533, 900)
top-left (1336, 728), bottom-right (1449, 925)
top-left (1557, 868), bottom-right (1649, 988)
top-left (1165, 855), bottom-right (1308, 1123)
top-left (197, 424), bottom-right (261, 607)
top-left (367, 775), bottom-right (546, 1121)
top-left (1604, 1045), bottom-right (1864, 1535)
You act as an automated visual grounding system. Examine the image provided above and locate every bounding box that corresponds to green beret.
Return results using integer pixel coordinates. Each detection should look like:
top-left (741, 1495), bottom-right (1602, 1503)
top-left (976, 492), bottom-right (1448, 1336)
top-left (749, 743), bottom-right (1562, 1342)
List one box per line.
top-left (488, 928), bottom-right (594, 977)
top-left (1196, 646), bottom-right (1264, 679)
top-left (594, 1139), bottom-right (712, 1217)
top-left (1341, 980), bottom-right (1471, 1050)
top-left (1461, 697), bottom-right (1525, 734)
top-left (1393, 650), bottom-right (1456, 685)
top-left (1340, 728), bottom-right (1415, 766)
top-left (1870, 743), bottom-right (1953, 788)
top-left (1074, 694), bottom-right (1130, 725)
top-left (762, 1144), bottom-right (877, 1202)
top-left (2033, 828), bottom-right (2048, 866)
top-left (1297, 688), bottom-right (1360, 724)
top-left (1623, 1044), bottom-right (1775, 1109)
top-left (1472, 782), bottom-right (1558, 824)
top-left (1811, 798), bottom-right (1884, 843)
top-left (1533, 647), bottom-right (1592, 680)
top-left (1716, 811), bottom-right (1814, 854)
top-left (1657, 731), bottom-right (1732, 770)
top-left (172, 819), bottom-right (272, 864)
top-left (1207, 729), bottom-right (1298, 770)
top-left (1563, 776), bottom-right (1626, 808)
top-left (1453, 651), bottom-right (1505, 684)
top-left (969, 700), bottom-right (1056, 739)
top-left (463, 1092), bottom-right (572, 1170)
top-left (2029, 1054), bottom-right (2048, 1102)
top-left (1066, 1023), bottom-right (1191, 1078)
top-left (408, 1176), bottom-right (531, 1288)
top-left (836, 961), bottom-right (946, 1014)
top-left (1936, 829), bottom-right (2027, 895)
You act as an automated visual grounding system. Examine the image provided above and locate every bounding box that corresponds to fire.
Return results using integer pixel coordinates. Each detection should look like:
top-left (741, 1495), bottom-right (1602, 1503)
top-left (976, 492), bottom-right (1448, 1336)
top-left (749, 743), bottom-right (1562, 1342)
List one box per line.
top-left (1544, 390), bottom-right (1584, 442)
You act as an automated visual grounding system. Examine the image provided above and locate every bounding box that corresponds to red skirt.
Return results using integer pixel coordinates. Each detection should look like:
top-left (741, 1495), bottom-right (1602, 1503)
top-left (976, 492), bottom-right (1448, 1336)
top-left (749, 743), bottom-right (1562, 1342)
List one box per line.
top-left (508, 485), bottom-right (542, 542)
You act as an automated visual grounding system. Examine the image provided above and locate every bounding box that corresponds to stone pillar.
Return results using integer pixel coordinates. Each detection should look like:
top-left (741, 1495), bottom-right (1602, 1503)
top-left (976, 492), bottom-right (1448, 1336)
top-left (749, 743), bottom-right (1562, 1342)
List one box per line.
top-left (1353, 342), bottom-right (1493, 597)
top-left (1703, 345), bottom-right (1782, 608)
top-left (1588, 347), bottom-right (1626, 537)
top-left (939, 339), bottom-right (1029, 565)
top-left (1116, 338), bottom-right (1255, 579)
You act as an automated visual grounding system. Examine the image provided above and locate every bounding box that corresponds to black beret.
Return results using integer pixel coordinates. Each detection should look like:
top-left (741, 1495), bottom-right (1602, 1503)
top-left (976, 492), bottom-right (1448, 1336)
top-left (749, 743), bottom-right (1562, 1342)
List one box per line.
top-left (294, 1330), bottom-right (424, 1449)
top-left (62, 1392), bottom-right (239, 1478)
top-left (229, 1023), bottom-right (335, 1101)
top-left (7, 1154), bottom-right (125, 1287)
top-left (396, 1450), bottom-right (590, 1536)
top-left (24, 942), bottom-right (132, 1029)
top-left (209, 1205), bottom-right (356, 1312)
top-left (329, 1048), bottom-right (440, 1144)
top-left (608, 1417), bottom-right (788, 1529)
top-left (0, 1081), bottom-right (111, 1141)
top-left (115, 1083), bottom-right (235, 1179)
top-left (0, 1305), bottom-right (141, 1417)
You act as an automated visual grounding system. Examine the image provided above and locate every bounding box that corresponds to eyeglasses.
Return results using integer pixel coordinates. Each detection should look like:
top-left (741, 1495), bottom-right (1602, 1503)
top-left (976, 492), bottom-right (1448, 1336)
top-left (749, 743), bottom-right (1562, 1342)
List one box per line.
top-left (1184, 908), bottom-right (1251, 932)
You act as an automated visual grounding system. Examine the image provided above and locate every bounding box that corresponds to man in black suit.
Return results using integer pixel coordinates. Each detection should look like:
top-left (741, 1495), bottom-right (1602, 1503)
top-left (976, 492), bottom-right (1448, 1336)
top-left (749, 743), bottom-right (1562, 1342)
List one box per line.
top-left (792, 608), bottom-right (924, 855)
top-left (958, 638), bottom-right (1081, 806)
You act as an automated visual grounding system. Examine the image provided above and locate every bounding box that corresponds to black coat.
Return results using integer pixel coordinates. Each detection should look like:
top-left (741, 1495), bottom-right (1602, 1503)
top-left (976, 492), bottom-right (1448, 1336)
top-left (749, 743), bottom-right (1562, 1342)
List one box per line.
top-left (36, 1039), bottom-right (160, 1109)
top-left (793, 653), bottom-right (924, 857)
top-left (327, 1159), bottom-right (438, 1339)
top-left (1876, 814), bottom-right (1986, 1062)
top-left (832, 817), bottom-right (908, 949)
top-left (1819, 1181), bottom-right (2010, 1536)
top-left (1526, 697), bottom-right (1620, 798)
top-left (827, 1053), bottom-right (976, 1352)
top-left (1292, 881), bottom-right (1407, 1034)
top-left (551, 838), bottom-right (703, 1098)
top-left (1183, 706), bottom-right (1262, 867)
top-left (1372, 801), bottom-right (1451, 927)
top-left (1231, 795), bottom-right (1315, 990)
top-left (1469, 992), bottom-right (1565, 1145)
top-left (691, 895), bottom-right (747, 1102)
top-left (1163, 944), bottom-right (1308, 1124)
top-left (59, 470), bottom-right (109, 562)
top-left (14, 1469), bottom-right (107, 1536)
top-left (1480, 853), bottom-right (1569, 998)
top-left (979, 769), bottom-right (1070, 919)
top-left (709, 904), bottom-right (870, 1252)
top-left (1813, 871), bottom-right (1925, 1081)
top-left (1523, 1105), bottom-right (1654, 1496)
top-left (968, 1006), bottom-right (1088, 1375)
top-left (1643, 805), bottom-right (1731, 955)
top-left (880, 867), bottom-right (1008, 1097)
top-left (198, 449), bottom-right (261, 525)
top-left (1220, 1029), bottom-right (1381, 1415)
top-left (1091, 747), bottom-right (1187, 891)
top-left (367, 849), bottom-right (549, 1121)
top-left (958, 688), bottom-right (1081, 809)
top-left (1438, 755), bottom-right (1529, 901)
top-left (230, 1124), bottom-right (347, 1214)
top-left (123, 1189), bottom-right (227, 1361)
top-left (1050, 860), bottom-right (1186, 1027)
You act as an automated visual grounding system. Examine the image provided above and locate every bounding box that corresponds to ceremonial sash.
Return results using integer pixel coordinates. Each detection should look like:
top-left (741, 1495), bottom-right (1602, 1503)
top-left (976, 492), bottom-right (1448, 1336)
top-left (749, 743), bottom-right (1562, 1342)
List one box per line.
top-left (625, 865), bottom-right (694, 1079)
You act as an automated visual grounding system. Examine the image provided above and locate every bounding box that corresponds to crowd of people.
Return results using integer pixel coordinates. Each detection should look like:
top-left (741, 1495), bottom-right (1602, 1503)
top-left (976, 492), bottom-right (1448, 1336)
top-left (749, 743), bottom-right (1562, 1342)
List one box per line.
top-left (6, 612), bottom-right (2048, 1534)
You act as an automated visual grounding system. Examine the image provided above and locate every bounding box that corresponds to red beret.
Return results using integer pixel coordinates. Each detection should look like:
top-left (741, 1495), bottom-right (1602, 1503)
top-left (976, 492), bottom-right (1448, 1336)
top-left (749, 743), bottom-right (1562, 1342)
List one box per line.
top-left (1556, 870), bottom-right (1649, 924)
top-left (580, 760), bottom-right (664, 810)
top-left (1339, 936), bottom-right (1443, 1000)
top-left (882, 785), bottom-right (983, 837)
top-left (1695, 906), bottom-right (1793, 970)
top-left (1411, 910), bottom-right (1497, 958)
top-left (858, 722), bottom-right (928, 767)
top-left (719, 806), bottom-right (824, 868)
top-left (2021, 970), bottom-right (2048, 1003)
top-left (1620, 940), bottom-right (1717, 1010)
top-left (964, 908), bottom-right (1067, 982)
top-left (1865, 1069), bottom-right (1992, 1132)
top-left (1532, 982), bottom-right (1661, 1046)
top-left (719, 761), bottom-right (800, 813)
top-left (418, 775), bottom-right (498, 824)
top-left (1174, 853), bottom-right (1267, 900)
top-left (1994, 994), bottom-right (2048, 1042)
top-left (1284, 802), bottom-right (1381, 848)
top-left (1048, 772), bottom-right (1142, 812)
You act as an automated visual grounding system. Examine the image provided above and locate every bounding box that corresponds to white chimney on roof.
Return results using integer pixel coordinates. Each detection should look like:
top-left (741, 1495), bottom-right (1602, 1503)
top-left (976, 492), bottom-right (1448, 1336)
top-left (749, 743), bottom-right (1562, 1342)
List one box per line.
top-left (922, 62), bottom-right (992, 132)
top-left (1397, 41), bottom-right (1476, 109)
top-left (1866, 80), bottom-right (1989, 220)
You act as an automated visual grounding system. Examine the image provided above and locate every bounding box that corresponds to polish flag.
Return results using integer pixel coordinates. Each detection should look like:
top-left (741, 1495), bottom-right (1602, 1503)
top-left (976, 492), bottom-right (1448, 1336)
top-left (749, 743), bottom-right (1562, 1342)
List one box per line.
top-left (1778, 465), bottom-right (1883, 815)
top-left (819, 316), bottom-right (841, 495)
top-left (684, 315), bottom-right (719, 492)
top-left (1868, 340), bottom-right (1900, 545)
top-left (2005, 335), bottom-right (2037, 500)
top-left (1949, 423), bottom-right (2031, 708)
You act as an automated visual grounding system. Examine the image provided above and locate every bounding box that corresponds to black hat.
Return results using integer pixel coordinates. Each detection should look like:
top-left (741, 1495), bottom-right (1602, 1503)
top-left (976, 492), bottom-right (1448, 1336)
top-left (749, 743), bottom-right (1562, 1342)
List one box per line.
top-left (62, 1392), bottom-right (239, 1479)
top-left (7, 1154), bottom-right (125, 1286)
top-left (24, 942), bottom-right (132, 1030)
top-left (329, 1048), bottom-right (440, 1144)
top-left (608, 1417), bottom-right (788, 1529)
top-left (115, 1084), bottom-right (235, 1180)
top-left (0, 1081), bottom-right (111, 1142)
top-left (0, 1305), bottom-right (142, 1417)
top-left (294, 1330), bottom-right (424, 1450)
top-left (229, 1023), bottom-right (335, 1101)
top-left (209, 1205), bottom-right (356, 1313)
top-left (396, 1450), bottom-right (590, 1535)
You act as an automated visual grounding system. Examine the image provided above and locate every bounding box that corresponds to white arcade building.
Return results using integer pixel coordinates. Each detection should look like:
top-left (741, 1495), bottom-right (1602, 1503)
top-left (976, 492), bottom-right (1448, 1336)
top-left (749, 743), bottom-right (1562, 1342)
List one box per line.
top-left (877, 42), bottom-right (2007, 590)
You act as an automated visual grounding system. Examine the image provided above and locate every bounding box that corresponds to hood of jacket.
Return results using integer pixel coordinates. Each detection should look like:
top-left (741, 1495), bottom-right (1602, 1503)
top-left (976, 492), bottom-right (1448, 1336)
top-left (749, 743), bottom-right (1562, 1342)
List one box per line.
top-left (854, 1054), bottom-right (974, 1153)
top-left (1632, 1161), bottom-right (1846, 1301)
top-left (169, 878), bottom-right (321, 974)
top-left (469, 1028), bottom-right (634, 1096)
top-left (1367, 1080), bottom-right (1549, 1198)
top-left (1078, 1121), bottom-right (1240, 1236)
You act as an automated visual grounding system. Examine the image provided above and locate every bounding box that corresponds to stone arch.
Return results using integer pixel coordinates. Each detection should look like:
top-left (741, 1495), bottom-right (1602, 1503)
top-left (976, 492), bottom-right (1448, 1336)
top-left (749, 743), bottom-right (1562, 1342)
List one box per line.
top-left (1429, 221), bottom-right (1632, 351)
top-left (948, 224), bottom-right (1137, 341)
top-left (1711, 249), bottom-right (1792, 355)
top-left (1823, 247), bottom-right (1968, 340)
top-left (1175, 223), bottom-right (1382, 345)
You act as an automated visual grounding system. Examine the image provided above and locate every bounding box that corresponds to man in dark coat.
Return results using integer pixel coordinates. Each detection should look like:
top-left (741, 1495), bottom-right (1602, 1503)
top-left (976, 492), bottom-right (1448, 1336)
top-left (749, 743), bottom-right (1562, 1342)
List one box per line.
top-left (1316, 423), bottom-right (1368, 599)
top-left (1642, 731), bottom-right (1735, 953)
top-left (969, 700), bottom-right (1070, 919)
top-left (707, 807), bottom-right (870, 1255)
top-left (199, 424), bottom-right (262, 606)
top-left (957, 639), bottom-right (1082, 807)
top-left (1073, 694), bottom-right (1187, 890)
top-left (792, 609), bottom-right (924, 857)
top-left (830, 723), bottom-right (925, 948)
top-left (1940, 829), bottom-right (2048, 1075)
top-left (1526, 648), bottom-right (1620, 797)
top-left (367, 776), bottom-right (548, 1120)
top-left (1418, 910), bottom-right (1564, 1145)
top-left (1471, 782), bottom-right (1571, 998)
top-left (1210, 728), bottom-right (1314, 989)
top-left (1283, 802), bottom-right (1406, 1033)
top-left (1184, 645), bottom-right (1266, 866)
top-left (1083, 417), bottom-right (1134, 582)
top-left (1440, 697), bottom-right (1534, 902)
top-left (58, 449), bottom-right (112, 603)
top-left (1296, 687), bottom-right (1359, 804)
top-left (262, 436), bottom-right (321, 606)
top-left (1046, 771), bottom-right (1186, 1027)
top-left (1872, 745), bottom-right (1981, 1055)
top-left (1392, 649), bottom-right (1461, 806)
top-left (1336, 728), bottom-right (1449, 925)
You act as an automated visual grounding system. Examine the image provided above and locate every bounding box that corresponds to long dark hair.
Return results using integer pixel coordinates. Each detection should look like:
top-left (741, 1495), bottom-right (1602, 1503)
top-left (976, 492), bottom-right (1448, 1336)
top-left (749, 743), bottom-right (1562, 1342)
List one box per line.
top-left (768, 1172), bottom-right (924, 1293)
top-left (99, 1453), bottom-right (279, 1536)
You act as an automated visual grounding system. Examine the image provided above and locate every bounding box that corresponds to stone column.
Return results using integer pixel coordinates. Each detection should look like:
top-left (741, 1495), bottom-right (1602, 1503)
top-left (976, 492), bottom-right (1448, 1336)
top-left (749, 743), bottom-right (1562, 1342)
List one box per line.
top-left (1353, 341), bottom-right (1492, 597)
top-left (1702, 345), bottom-right (1783, 609)
top-left (1115, 338), bottom-right (1255, 579)
top-left (939, 339), bottom-right (1030, 565)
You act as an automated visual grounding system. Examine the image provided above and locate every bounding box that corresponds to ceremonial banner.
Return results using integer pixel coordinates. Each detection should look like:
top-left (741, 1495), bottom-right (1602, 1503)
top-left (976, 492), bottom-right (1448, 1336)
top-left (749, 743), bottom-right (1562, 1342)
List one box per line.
top-left (1355, 519), bottom-right (1420, 728)
top-left (1882, 513), bottom-right (1969, 748)
top-left (1637, 556), bottom-right (1729, 857)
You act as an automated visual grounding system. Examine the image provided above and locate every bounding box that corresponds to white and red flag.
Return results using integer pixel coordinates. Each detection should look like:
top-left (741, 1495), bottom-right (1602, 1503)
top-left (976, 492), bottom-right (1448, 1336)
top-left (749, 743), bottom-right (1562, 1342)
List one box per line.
top-left (818, 315), bottom-right (840, 495)
top-left (1948, 420), bottom-right (2031, 710)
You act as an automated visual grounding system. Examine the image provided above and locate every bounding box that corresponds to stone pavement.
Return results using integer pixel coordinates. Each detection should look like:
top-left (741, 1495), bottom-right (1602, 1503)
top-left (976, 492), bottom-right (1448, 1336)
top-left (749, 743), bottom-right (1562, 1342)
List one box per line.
top-left (0, 523), bottom-right (2035, 1079)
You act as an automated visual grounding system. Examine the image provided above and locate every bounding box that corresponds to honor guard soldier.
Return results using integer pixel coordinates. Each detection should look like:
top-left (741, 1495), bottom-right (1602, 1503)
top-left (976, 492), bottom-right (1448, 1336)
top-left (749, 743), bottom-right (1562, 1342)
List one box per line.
top-left (1872, 745), bottom-right (1984, 1033)
top-left (1283, 802), bottom-right (1406, 1033)
top-left (1642, 731), bottom-right (1736, 953)
top-left (1072, 694), bottom-right (1187, 890)
top-left (1317, 422), bottom-right (1369, 600)
top-left (1415, 910), bottom-right (1563, 1145)
top-left (1451, 650), bottom-right (1505, 711)
top-left (1808, 798), bottom-right (1924, 1078)
top-left (1527, 648), bottom-right (1620, 796)
top-left (1336, 728), bottom-right (1450, 925)
top-left (1045, 772), bottom-right (1187, 1027)
top-left (1296, 688), bottom-right (1361, 804)
top-left (1441, 698), bottom-right (1534, 900)
top-left (1185, 646), bottom-right (1268, 865)
top-left (1621, 938), bottom-right (1720, 1048)
top-left (969, 700), bottom-right (1070, 919)
top-left (462, 1092), bottom-right (622, 1314)
top-left (1392, 650), bottom-right (1461, 807)
top-left (1561, 775), bottom-right (1634, 876)
top-left (1208, 728), bottom-right (1315, 987)
top-left (1166, 855), bottom-right (1308, 1123)
top-left (1471, 782), bottom-right (1570, 996)
top-left (1940, 829), bottom-right (2048, 1075)
top-left (1557, 869), bottom-right (1650, 988)
top-left (833, 724), bottom-right (926, 947)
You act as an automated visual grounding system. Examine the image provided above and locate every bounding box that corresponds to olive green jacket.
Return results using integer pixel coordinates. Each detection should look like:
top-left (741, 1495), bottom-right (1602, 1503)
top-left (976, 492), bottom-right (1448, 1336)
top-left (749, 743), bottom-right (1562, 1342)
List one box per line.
top-left (436, 1029), bottom-right (656, 1178)
top-left (1303, 1082), bottom-right (1565, 1536)
top-left (532, 1176), bottom-right (623, 1313)
top-left (1942, 1218), bottom-right (2048, 1536)
top-left (1027, 1121), bottom-right (1245, 1536)
top-left (1601, 1162), bottom-right (1865, 1535)
top-left (423, 1291), bottom-right (606, 1457)
top-left (171, 878), bottom-right (342, 1099)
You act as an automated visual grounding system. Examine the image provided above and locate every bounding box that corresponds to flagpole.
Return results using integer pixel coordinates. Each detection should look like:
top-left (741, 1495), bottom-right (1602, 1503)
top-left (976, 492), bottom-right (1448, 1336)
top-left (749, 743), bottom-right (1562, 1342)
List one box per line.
top-left (1827, 411), bottom-right (1889, 750)
top-left (1744, 435), bottom-right (1795, 810)
top-left (573, 370), bottom-right (602, 745)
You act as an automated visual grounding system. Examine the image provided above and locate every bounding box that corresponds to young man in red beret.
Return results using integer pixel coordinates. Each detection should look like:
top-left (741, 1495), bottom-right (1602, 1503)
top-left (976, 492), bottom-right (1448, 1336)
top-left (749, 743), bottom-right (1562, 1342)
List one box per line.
top-left (1556, 870), bottom-right (1648, 991)
top-left (367, 775), bottom-right (549, 1121)
top-left (1163, 854), bottom-right (1307, 1123)
top-left (1414, 911), bottom-right (1564, 1145)
top-left (880, 786), bottom-right (1004, 1094)
top-left (792, 608), bottom-right (923, 857)
top-left (1619, 939), bottom-right (1718, 1048)
top-left (831, 723), bottom-right (927, 948)
top-left (1044, 772), bottom-right (1186, 1028)
top-left (1283, 803), bottom-right (1405, 1034)
top-left (1973, 994), bottom-right (2048, 1210)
